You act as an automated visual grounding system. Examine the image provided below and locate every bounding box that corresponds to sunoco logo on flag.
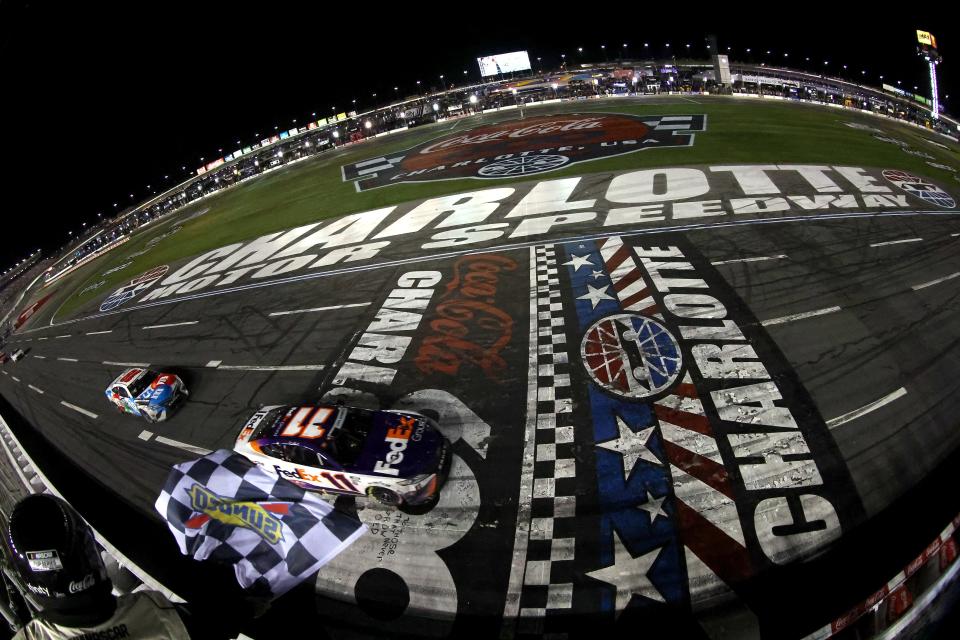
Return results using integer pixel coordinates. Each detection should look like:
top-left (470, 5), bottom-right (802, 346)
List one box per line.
top-left (342, 113), bottom-right (706, 191)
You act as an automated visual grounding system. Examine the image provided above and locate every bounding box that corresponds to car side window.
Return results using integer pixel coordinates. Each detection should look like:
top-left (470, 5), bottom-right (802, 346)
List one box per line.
top-left (282, 443), bottom-right (322, 467)
top-left (113, 386), bottom-right (128, 398)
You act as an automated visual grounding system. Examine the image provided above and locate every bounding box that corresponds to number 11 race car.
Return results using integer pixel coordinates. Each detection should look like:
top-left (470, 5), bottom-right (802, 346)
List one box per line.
top-left (105, 367), bottom-right (188, 423)
top-left (234, 404), bottom-right (451, 508)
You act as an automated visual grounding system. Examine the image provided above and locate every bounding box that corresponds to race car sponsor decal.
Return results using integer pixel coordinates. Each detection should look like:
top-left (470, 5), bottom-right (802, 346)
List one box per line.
top-left (14, 293), bottom-right (53, 329)
top-left (185, 483), bottom-right (288, 544)
top-left (553, 234), bottom-right (864, 623)
top-left (883, 169), bottom-right (956, 208)
top-left (99, 265), bottom-right (169, 312)
top-left (341, 113), bottom-right (707, 191)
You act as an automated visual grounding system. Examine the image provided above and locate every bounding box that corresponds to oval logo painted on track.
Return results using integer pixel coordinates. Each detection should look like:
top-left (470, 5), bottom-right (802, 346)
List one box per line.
top-left (342, 112), bottom-right (706, 191)
top-left (581, 313), bottom-right (683, 399)
top-left (883, 169), bottom-right (956, 208)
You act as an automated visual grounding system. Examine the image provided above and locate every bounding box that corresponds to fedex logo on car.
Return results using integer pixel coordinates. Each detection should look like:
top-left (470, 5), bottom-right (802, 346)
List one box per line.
top-left (374, 417), bottom-right (423, 476)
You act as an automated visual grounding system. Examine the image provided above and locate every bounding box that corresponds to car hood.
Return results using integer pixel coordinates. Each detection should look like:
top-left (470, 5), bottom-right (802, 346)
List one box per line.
top-left (136, 374), bottom-right (180, 406)
top-left (352, 412), bottom-right (445, 478)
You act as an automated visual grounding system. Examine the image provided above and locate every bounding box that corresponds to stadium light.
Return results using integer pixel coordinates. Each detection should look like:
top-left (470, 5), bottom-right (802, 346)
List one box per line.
top-left (364, 120), bottom-right (372, 129)
top-left (332, 130), bottom-right (340, 138)
top-left (432, 102), bottom-right (440, 111)
top-left (469, 94), bottom-right (478, 104)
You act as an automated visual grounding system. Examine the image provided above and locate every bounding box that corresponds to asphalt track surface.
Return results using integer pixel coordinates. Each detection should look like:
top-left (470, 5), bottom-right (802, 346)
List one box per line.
top-left (2, 101), bottom-right (960, 638)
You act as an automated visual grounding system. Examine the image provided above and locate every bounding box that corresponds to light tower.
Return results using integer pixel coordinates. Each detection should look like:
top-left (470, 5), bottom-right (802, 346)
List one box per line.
top-left (916, 29), bottom-right (942, 120)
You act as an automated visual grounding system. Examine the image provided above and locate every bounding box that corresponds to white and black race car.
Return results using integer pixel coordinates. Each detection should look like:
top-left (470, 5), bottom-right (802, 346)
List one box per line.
top-left (233, 404), bottom-right (451, 508)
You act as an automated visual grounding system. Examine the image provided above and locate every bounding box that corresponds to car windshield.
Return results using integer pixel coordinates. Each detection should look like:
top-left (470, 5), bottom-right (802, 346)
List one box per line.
top-left (325, 408), bottom-right (375, 467)
top-left (127, 370), bottom-right (157, 397)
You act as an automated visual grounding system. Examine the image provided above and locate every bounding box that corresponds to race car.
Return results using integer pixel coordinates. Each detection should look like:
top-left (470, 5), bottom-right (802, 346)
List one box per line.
top-left (105, 367), bottom-right (188, 422)
top-left (234, 404), bottom-right (451, 508)
top-left (9, 349), bottom-right (25, 362)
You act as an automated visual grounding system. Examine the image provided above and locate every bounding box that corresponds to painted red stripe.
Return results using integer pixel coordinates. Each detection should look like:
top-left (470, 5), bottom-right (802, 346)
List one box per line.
top-left (604, 245), bottom-right (632, 273)
top-left (676, 501), bottom-right (753, 584)
top-left (620, 288), bottom-right (653, 309)
top-left (655, 404), bottom-right (713, 437)
top-left (663, 441), bottom-right (734, 500)
top-left (672, 382), bottom-right (699, 398)
top-left (185, 514), bottom-right (211, 529)
top-left (611, 267), bottom-right (642, 292)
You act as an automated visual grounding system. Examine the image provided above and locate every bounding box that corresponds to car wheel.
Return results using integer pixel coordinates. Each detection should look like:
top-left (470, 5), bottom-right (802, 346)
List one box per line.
top-left (367, 486), bottom-right (402, 507)
top-left (399, 491), bottom-right (439, 515)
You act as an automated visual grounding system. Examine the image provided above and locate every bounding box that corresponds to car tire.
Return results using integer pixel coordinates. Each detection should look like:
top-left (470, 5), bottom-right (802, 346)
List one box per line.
top-left (367, 486), bottom-right (401, 507)
top-left (399, 491), bottom-right (439, 515)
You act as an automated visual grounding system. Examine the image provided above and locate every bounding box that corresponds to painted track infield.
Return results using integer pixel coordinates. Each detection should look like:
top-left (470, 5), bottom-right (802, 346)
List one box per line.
top-left (3, 100), bottom-right (960, 638)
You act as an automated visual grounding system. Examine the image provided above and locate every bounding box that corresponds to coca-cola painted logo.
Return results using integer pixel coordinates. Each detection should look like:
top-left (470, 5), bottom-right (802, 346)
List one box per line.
top-left (342, 112), bottom-right (706, 191)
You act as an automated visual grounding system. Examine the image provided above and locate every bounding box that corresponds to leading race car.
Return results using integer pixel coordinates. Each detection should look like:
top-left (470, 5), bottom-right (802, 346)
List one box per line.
top-left (105, 367), bottom-right (188, 422)
top-left (9, 349), bottom-right (25, 362)
top-left (234, 404), bottom-right (451, 508)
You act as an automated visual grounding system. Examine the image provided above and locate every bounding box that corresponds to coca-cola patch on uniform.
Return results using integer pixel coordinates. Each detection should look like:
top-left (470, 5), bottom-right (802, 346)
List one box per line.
top-left (342, 113), bottom-right (706, 191)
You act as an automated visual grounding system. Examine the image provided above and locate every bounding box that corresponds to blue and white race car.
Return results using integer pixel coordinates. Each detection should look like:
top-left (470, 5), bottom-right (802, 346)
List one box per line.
top-left (234, 404), bottom-right (451, 508)
top-left (105, 367), bottom-right (188, 423)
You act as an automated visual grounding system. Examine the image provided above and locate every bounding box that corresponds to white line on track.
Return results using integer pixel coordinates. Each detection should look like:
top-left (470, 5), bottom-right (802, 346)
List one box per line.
top-left (57, 357), bottom-right (78, 362)
top-left (206, 360), bottom-right (222, 368)
top-left (711, 254), bottom-right (787, 266)
top-left (912, 272), bottom-right (960, 291)
top-left (55, 335), bottom-right (71, 339)
top-left (869, 237), bottom-right (923, 247)
top-left (60, 402), bottom-right (98, 419)
top-left (952, 233), bottom-right (960, 237)
top-left (38, 337), bottom-right (48, 341)
top-left (268, 302), bottom-right (371, 317)
top-left (153, 435), bottom-right (212, 456)
top-left (138, 430), bottom-right (153, 441)
top-left (142, 321), bottom-right (198, 330)
top-left (12, 377), bottom-right (20, 383)
top-left (33, 355), bottom-right (46, 360)
top-left (86, 330), bottom-right (113, 335)
top-left (28, 385), bottom-right (44, 394)
top-left (216, 364), bottom-right (326, 371)
top-left (761, 305), bottom-right (842, 327)
top-left (1, 371), bottom-right (7, 375)
top-left (827, 387), bottom-right (907, 429)
top-left (25, 209), bottom-right (960, 332)
top-left (102, 361), bottom-right (150, 367)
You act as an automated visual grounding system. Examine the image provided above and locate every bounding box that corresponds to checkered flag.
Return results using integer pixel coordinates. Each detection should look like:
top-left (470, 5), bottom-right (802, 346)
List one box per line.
top-left (154, 449), bottom-right (366, 598)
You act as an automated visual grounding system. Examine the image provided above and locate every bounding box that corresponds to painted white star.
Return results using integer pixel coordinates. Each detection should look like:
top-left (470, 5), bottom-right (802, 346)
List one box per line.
top-left (563, 253), bottom-right (594, 272)
top-left (587, 531), bottom-right (666, 616)
top-left (595, 416), bottom-right (661, 481)
top-left (590, 269), bottom-right (606, 281)
top-left (577, 284), bottom-right (615, 309)
top-left (637, 490), bottom-right (668, 521)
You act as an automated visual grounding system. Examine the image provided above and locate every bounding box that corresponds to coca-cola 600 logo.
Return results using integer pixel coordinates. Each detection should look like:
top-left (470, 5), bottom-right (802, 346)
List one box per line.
top-left (342, 112), bottom-right (706, 191)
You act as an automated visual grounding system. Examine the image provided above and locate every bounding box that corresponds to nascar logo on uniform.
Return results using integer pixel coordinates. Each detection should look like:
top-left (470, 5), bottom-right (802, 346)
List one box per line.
top-left (342, 113), bottom-right (706, 191)
top-left (581, 313), bottom-right (683, 399)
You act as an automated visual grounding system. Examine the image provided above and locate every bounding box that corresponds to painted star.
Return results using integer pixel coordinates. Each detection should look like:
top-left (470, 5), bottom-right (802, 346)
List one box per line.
top-left (637, 490), bottom-right (668, 521)
top-left (578, 284), bottom-right (615, 309)
top-left (587, 532), bottom-right (666, 616)
top-left (595, 416), bottom-right (661, 481)
top-left (590, 269), bottom-right (606, 281)
top-left (563, 253), bottom-right (594, 272)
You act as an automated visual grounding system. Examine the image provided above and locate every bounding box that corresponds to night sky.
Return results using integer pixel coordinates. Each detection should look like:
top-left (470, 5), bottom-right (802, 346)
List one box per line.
top-left (1, 2), bottom-right (956, 272)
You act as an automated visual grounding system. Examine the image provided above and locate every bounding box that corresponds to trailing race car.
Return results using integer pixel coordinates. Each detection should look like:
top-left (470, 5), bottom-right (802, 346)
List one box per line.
top-left (9, 349), bottom-right (25, 362)
top-left (234, 404), bottom-right (451, 508)
top-left (105, 367), bottom-right (188, 422)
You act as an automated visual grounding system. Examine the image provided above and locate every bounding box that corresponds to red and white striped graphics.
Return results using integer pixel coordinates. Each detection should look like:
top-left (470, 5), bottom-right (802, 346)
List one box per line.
top-left (599, 236), bottom-right (658, 314)
top-left (653, 374), bottom-right (753, 607)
